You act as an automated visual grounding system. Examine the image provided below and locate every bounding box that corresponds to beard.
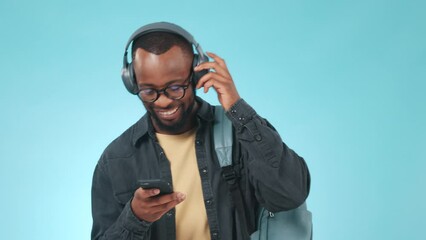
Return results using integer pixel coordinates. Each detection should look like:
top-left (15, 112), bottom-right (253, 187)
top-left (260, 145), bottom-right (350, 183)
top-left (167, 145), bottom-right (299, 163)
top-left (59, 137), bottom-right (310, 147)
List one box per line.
top-left (146, 96), bottom-right (196, 134)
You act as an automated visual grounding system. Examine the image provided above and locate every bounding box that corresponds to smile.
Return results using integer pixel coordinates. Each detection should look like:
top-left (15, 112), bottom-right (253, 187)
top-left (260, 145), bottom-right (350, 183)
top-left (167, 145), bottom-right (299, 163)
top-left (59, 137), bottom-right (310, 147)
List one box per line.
top-left (157, 107), bottom-right (179, 117)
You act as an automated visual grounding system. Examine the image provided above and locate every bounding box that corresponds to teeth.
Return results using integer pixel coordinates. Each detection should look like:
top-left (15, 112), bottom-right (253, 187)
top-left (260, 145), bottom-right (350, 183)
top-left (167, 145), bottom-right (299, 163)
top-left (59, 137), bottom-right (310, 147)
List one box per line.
top-left (158, 107), bottom-right (178, 116)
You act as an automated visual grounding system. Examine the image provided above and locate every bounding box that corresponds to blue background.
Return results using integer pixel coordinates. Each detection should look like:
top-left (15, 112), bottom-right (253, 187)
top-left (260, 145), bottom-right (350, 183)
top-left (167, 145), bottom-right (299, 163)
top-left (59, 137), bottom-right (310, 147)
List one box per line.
top-left (1, 0), bottom-right (425, 239)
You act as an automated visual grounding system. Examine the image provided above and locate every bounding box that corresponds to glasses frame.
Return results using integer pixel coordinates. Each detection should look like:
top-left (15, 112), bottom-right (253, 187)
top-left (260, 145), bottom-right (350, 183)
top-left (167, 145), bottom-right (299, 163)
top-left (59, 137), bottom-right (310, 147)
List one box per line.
top-left (137, 72), bottom-right (193, 103)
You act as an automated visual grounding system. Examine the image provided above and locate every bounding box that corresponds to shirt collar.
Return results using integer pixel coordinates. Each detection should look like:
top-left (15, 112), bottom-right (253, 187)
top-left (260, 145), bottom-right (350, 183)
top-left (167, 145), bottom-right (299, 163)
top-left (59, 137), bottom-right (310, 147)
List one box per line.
top-left (131, 97), bottom-right (215, 146)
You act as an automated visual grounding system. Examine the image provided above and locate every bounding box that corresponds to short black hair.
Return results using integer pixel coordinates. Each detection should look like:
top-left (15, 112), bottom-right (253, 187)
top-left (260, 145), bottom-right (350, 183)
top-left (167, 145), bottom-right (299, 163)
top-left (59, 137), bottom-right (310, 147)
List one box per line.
top-left (131, 32), bottom-right (194, 61)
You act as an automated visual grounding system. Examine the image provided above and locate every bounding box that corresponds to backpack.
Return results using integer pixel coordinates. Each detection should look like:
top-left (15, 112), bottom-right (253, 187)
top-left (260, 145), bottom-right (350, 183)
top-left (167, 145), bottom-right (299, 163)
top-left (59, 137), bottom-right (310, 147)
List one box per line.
top-left (213, 106), bottom-right (313, 240)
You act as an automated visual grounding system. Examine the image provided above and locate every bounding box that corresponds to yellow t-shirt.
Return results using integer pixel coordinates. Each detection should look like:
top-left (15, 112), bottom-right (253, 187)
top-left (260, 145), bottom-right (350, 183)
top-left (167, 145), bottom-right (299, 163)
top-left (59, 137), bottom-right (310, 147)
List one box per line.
top-left (156, 128), bottom-right (211, 240)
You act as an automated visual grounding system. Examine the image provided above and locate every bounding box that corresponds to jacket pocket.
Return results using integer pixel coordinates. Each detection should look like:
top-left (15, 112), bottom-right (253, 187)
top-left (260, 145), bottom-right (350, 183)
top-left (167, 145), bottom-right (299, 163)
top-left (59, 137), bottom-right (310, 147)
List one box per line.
top-left (114, 190), bottom-right (135, 206)
top-left (107, 157), bottom-right (140, 205)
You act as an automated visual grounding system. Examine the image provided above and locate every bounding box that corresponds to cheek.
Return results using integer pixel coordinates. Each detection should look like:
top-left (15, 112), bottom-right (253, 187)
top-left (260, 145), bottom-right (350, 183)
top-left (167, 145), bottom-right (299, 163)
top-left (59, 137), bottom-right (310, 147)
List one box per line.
top-left (183, 87), bottom-right (195, 104)
top-left (142, 102), bottom-right (154, 111)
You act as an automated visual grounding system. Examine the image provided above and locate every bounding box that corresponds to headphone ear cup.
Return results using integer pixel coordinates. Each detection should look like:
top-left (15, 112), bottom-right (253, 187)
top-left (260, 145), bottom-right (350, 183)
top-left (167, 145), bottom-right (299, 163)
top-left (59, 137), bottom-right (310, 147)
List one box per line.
top-left (121, 62), bottom-right (139, 95)
top-left (192, 54), bottom-right (208, 86)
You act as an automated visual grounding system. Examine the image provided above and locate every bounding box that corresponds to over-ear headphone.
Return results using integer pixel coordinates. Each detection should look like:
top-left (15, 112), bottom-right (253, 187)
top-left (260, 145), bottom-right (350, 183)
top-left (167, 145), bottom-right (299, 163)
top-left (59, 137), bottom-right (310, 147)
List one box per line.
top-left (121, 22), bottom-right (209, 95)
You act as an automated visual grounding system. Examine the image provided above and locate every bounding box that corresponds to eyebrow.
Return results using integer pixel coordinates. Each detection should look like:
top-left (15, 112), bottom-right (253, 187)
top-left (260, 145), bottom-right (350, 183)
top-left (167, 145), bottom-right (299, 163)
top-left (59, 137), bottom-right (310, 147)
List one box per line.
top-left (138, 79), bottom-right (188, 89)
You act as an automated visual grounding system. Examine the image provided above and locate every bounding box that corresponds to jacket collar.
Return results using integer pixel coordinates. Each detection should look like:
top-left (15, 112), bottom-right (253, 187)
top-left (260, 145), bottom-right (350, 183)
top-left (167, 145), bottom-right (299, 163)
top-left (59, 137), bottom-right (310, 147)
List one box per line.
top-left (131, 97), bottom-right (215, 146)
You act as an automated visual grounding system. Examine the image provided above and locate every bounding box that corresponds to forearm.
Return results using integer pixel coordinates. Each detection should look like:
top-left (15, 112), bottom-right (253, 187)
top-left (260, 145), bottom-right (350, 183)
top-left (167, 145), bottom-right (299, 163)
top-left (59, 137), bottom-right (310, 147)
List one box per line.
top-left (226, 99), bottom-right (310, 211)
top-left (92, 202), bottom-right (152, 240)
top-left (91, 162), bottom-right (152, 240)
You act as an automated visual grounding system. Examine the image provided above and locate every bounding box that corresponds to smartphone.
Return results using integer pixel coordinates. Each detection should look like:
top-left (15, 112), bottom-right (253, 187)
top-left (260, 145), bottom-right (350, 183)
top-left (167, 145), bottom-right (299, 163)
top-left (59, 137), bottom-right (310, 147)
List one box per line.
top-left (138, 179), bottom-right (173, 195)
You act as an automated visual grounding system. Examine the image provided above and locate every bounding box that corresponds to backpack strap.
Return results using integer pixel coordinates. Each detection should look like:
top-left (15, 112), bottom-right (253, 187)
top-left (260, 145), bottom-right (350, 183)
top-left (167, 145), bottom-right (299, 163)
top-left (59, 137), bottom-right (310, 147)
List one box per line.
top-left (213, 106), bottom-right (233, 167)
top-left (213, 106), bottom-right (251, 239)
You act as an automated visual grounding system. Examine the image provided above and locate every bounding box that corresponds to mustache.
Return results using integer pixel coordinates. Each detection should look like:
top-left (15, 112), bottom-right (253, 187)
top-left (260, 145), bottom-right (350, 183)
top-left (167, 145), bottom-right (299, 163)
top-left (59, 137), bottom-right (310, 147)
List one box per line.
top-left (149, 102), bottom-right (180, 111)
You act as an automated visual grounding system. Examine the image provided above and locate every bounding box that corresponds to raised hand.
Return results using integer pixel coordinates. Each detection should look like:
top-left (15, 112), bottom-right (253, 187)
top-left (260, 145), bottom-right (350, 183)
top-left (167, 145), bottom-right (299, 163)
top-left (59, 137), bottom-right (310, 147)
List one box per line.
top-left (195, 52), bottom-right (241, 111)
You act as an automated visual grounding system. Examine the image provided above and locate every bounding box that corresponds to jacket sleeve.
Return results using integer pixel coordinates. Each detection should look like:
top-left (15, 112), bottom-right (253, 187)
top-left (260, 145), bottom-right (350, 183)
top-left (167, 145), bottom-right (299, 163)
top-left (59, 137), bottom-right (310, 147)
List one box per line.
top-left (91, 159), bottom-right (152, 240)
top-left (226, 99), bottom-right (311, 212)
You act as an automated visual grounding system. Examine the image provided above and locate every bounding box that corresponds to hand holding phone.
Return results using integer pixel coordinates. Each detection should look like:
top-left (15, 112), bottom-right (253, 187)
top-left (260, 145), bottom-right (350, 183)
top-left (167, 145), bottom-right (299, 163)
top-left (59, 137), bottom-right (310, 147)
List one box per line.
top-left (131, 179), bottom-right (185, 223)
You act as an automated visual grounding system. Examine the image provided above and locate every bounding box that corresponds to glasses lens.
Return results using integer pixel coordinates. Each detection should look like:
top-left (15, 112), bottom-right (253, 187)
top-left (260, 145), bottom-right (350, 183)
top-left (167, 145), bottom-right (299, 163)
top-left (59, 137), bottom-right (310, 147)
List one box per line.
top-left (165, 86), bottom-right (185, 99)
top-left (139, 89), bottom-right (157, 102)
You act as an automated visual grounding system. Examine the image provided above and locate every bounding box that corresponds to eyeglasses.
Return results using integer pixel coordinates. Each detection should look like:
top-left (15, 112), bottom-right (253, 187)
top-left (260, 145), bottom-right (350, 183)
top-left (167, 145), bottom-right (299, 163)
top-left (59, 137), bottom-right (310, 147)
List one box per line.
top-left (137, 73), bottom-right (192, 103)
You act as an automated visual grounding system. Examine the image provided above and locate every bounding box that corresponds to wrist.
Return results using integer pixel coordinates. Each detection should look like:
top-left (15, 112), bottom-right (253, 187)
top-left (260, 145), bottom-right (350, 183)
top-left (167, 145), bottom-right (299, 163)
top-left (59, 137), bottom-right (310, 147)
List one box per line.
top-left (223, 96), bottom-right (241, 111)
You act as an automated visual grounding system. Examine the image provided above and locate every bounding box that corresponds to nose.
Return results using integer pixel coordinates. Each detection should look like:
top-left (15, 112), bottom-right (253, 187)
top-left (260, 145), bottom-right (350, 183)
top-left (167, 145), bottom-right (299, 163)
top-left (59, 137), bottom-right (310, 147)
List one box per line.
top-left (154, 92), bottom-right (174, 108)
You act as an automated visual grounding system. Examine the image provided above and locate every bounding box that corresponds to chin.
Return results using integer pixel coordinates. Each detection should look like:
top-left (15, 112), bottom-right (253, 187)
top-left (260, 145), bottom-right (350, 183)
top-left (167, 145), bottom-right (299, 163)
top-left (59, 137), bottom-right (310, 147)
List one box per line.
top-left (149, 104), bottom-right (195, 134)
top-left (151, 113), bottom-right (189, 134)
top-left (145, 94), bottom-right (197, 134)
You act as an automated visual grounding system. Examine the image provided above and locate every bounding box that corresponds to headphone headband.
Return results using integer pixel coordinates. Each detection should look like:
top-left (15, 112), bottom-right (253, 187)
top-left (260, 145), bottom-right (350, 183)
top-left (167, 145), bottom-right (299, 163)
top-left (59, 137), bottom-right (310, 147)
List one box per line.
top-left (121, 22), bottom-right (208, 94)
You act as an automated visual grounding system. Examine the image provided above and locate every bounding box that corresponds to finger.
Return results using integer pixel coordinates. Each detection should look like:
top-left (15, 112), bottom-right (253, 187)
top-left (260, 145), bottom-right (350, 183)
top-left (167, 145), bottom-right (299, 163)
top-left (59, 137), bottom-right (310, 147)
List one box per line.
top-left (162, 194), bottom-right (186, 210)
top-left (136, 187), bottom-right (161, 200)
top-left (147, 192), bottom-right (186, 206)
top-left (206, 52), bottom-right (227, 69)
top-left (202, 76), bottom-right (231, 94)
top-left (149, 192), bottom-right (186, 213)
top-left (195, 62), bottom-right (229, 77)
top-left (140, 193), bottom-right (186, 222)
top-left (143, 194), bottom-right (186, 222)
top-left (203, 79), bottom-right (214, 93)
top-left (196, 72), bottom-right (229, 90)
top-left (133, 192), bottom-right (185, 213)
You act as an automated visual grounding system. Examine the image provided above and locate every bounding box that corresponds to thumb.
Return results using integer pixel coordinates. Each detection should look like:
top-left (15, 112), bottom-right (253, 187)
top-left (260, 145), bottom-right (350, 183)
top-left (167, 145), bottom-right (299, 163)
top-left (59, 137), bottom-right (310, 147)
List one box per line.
top-left (174, 192), bottom-right (186, 202)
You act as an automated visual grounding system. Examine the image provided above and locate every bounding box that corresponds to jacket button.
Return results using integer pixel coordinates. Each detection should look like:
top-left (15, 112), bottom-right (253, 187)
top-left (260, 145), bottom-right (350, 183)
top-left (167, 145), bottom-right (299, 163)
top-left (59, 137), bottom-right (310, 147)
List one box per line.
top-left (196, 140), bottom-right (203, 145)
top-left (201, 168), bottom-right (208, 174)
top-left (205, 199), bottom-right (212, 205)
top-left (255, 134), bottom-right (262, 141)
top-left (271, 160), bottom-right (279, 168)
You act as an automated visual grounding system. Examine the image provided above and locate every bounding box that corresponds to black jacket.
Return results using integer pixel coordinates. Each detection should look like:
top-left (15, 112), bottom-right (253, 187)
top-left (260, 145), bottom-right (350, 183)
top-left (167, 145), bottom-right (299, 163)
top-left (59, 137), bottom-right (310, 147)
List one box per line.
top-left (91, 98), bottom-right (310, 240)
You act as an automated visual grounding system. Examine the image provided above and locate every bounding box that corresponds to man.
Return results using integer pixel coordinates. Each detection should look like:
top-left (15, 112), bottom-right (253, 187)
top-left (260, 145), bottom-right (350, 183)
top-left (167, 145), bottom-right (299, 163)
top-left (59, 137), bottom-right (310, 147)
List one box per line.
top-left (91, 22), bottom-right (310, 240)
